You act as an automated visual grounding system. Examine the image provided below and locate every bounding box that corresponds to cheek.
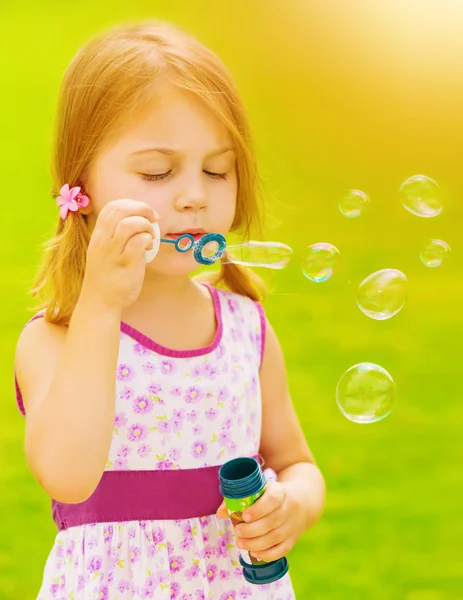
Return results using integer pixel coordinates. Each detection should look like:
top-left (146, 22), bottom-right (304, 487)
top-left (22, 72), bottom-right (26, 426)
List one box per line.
top-left (215, 184), bottom-right (237, 225)
top-left (92, 179), bottom-right (172, 220)
top-left (227, 200), bottom-right (237, 226)
top-left (227, 196), bottom-right (238, 229)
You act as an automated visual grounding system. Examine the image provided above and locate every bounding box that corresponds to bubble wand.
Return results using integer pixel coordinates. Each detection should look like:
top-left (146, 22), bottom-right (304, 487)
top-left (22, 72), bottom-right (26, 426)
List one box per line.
top-left (144, 222), bottom-right (227, 265)
top-left (144, 222), bottom-right (294, 268)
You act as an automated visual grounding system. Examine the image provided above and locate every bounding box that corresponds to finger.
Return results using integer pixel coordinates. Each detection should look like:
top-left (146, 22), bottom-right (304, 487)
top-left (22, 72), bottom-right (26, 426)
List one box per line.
top-left (113, 216), bottom-right (157, 256)
top-left (123, 232), bottom-right (155, 262)
top-left (216, 501), bottom-right (229, 519)
top-left (96, 199), bottom-right (158, 239)
top-left (235, 506), bottom-right (287, 539)
top-left (236, 524), bottom-right (288, 554)
top-left (249, 536), bottom-right (296, 563)
top-left (242, 482), bottom-right (286, 523)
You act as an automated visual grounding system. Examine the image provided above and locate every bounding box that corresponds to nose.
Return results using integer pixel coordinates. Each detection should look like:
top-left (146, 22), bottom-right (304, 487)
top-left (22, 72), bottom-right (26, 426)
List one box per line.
top-left (174, 174), bottom-right (208, 212)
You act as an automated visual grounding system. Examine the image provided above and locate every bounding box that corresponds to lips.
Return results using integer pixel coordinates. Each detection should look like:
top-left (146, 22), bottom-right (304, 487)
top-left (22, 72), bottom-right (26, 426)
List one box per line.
top-left (166, 229), bottom-right (206, 242)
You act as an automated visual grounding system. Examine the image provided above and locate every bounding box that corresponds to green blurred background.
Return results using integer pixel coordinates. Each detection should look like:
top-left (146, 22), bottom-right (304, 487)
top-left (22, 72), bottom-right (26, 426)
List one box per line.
top-left (1, 1), bottom-right (462, 598)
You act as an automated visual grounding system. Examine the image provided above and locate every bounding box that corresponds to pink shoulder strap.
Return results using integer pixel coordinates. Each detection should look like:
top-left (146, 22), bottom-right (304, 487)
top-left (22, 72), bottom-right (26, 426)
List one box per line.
top-left (217, 288), bottom-right (267, 367)
top-left (14, 312), bottom-right (45, 416)
top-left (254, 301), bottom-right (266, 366)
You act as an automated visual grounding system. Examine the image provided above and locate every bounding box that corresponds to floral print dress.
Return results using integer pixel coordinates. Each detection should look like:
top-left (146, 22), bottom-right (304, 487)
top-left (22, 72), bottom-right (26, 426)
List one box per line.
top-left (16, 285), bottom-right (296, 600)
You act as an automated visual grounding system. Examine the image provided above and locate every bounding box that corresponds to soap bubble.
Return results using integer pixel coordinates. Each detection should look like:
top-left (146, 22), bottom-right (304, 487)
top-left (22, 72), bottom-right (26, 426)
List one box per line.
top-left (357, 269), bottom-right (407, 320)
top-left (399, 174), bottom-right (443, 218)
top-left (338, 189), bottom-right (370, 218)
top-left (302, 243), bottom-right (341, 282)
top-left (336, 362), bottom-right (397, 424)
top-left (202, 240), bottom-right (220, 258)
top-left (420, 239), bottom-right (451, 268)
top-left (223, 241), bottom-right (293, 269)
top-left (177, 235), bottom-right (194, 251)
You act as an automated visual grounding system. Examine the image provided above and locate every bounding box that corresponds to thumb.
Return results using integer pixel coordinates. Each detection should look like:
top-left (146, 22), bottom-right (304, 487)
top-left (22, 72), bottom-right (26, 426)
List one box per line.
top-left (216, 500), bottom-right (229, 519)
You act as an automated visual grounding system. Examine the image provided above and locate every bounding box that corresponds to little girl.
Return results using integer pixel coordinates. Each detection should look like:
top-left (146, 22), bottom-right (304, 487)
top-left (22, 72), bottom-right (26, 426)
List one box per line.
top-left (14, 21), bottom-right (325, 600)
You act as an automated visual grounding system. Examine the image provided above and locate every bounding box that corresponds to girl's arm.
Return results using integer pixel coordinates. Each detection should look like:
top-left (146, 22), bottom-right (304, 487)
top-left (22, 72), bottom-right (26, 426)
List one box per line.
top-left (258, 317), bottom-right (326, 531)
top-left (15, 199), bottom-right (158, 504)
top-left (216, 315), bottom-right (325, 562)
top-left (15, 298), bottom-right (121, 504)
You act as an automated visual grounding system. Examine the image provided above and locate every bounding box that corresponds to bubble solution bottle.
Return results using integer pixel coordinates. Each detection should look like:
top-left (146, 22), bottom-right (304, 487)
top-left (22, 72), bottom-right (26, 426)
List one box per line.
top-left (218, 456), bottom-right (289, 584)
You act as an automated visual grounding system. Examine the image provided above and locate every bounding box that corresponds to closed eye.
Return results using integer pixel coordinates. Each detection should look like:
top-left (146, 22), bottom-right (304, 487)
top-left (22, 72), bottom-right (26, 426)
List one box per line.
top-left (141, 170), bottom-right (227, 182)
top-left (140, 171), bottom-right (172, 182)
top-left (204, 171), bottom-right (227, 180)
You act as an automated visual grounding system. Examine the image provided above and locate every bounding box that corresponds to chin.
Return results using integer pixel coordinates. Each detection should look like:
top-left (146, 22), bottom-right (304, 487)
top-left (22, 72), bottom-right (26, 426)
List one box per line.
top-left (146, 254), bottom-right (201, 277)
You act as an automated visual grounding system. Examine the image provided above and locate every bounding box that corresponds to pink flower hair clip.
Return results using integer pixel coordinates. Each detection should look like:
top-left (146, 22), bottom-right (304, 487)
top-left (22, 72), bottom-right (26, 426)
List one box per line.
top-left (56, 184), bottom-right (90, 220)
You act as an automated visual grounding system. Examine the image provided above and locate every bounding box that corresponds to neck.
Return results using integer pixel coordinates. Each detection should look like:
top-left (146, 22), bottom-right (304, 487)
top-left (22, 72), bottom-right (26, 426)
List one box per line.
top-left (122, 271), bottom-right (200, 318)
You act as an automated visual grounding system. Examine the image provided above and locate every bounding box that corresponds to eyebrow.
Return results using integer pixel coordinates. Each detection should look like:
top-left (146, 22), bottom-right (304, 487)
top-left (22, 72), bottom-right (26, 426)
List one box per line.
top-left (130, 146), bottom-right (235, 158)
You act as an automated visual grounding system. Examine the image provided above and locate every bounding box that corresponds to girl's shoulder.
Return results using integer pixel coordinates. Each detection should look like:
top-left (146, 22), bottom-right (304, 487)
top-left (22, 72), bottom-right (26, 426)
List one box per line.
top-left (14, 312), bottom-right (67, 416)
top-left (16, 310), bottom-right (67, 349)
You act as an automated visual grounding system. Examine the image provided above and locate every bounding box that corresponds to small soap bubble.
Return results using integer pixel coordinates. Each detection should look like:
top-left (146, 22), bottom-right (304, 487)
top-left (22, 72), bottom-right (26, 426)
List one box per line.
top-left (338, 189), bottom-right (370, 218)
top-left (302, 243), bottom-right (341, 282)
top-left (177, 236), bottom-right (194, 251)
top-left (202, 240), bottom-right (220, 258)
top-left (357, 269), bottom-right (407, 320)
top-left (223, 241), bottom-right (293, 269)
top-left (336, 362), bottom-right (397, 424)
top-left (420, 239), bottom-right (451, 268)
top-left (399, 174), bottom-right (443, 218)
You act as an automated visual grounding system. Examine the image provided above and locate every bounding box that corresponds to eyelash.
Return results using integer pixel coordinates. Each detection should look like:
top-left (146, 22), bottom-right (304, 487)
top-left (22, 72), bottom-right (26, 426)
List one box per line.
top-left (140, 171), bottom-right (227, 182)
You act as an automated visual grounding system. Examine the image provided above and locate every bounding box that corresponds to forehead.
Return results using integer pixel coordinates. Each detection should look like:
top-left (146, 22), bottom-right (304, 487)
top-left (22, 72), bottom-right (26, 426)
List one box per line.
top-left (114, 88), bottom-right (234, 156)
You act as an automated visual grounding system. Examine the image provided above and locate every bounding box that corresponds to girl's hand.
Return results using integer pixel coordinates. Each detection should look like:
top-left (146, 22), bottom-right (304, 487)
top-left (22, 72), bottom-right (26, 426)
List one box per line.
top-left (81, 199), bottom-right (159, 311)
top-left (216, 481), bottom-right (306, 562)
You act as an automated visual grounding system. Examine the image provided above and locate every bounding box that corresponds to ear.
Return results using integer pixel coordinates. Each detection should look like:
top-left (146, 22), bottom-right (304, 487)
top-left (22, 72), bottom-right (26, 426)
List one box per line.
top-left (79, 175), bottom-right (93, 215)
top-left (79, 201), bottom-right (93, 216)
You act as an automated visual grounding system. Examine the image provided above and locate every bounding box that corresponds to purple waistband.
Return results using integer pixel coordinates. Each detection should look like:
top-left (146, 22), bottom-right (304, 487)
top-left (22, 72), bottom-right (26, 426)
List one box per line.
top-left (52, 464), bottom-right (226, 531)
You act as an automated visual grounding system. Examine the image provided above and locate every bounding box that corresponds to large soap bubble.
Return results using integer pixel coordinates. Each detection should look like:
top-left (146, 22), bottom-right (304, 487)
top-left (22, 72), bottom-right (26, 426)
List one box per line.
top-left (399, 174), bottom-right (443, 218)
top-left (357, 269), bottom-right (408, 320)
top-left (223, 241), bottom-right (293, 269)
top-left (336, 362), bottom-right (397, 424)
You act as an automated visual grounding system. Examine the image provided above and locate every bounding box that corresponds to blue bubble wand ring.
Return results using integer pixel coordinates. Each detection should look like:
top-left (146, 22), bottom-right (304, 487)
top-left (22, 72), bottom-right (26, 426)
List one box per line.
top-left (145, 222), bottom-right (227, 266)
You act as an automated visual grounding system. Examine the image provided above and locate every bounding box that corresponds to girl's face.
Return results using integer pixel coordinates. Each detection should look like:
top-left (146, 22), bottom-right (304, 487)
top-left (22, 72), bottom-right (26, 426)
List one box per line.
top-left (86, 87), bottom-right (237, 275)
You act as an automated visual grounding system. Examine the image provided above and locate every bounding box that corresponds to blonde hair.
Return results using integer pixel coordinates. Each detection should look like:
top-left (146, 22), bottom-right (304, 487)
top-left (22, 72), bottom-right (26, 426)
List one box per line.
top-left (32, 21), bottom-right (266, 325)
